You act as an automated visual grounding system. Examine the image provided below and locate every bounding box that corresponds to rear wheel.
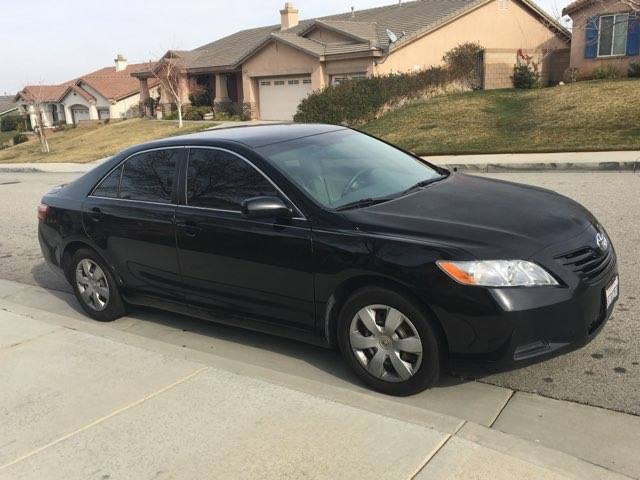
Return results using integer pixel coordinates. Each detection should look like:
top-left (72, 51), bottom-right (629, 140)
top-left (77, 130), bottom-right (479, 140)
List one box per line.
top-left (69, 249), bottom-right (126, 322)
top-left (337, 287), bottom-right (441, 396)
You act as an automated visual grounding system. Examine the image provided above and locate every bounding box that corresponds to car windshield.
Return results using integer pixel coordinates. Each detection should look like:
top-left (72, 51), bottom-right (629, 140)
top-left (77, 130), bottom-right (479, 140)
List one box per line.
top-left (256, 129), bottom-right (444, 210)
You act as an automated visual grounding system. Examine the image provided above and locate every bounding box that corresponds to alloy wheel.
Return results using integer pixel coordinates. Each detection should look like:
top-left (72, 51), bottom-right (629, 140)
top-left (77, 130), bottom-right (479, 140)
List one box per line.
top-left (349, 304), bottom-right (423, 383)
top-left (75, 259), bottom-right (110, 312)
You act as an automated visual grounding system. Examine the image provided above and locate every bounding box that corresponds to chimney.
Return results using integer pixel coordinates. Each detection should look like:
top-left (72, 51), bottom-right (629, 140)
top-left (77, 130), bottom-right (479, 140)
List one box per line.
top-left (114, 54), bottom-right (128, 72)
top-left (280, 2), bottom-right (299, 30)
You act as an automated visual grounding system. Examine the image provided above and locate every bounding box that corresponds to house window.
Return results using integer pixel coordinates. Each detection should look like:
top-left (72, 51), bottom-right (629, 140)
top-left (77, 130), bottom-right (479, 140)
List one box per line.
top-left (598, 13), bottom-right (629, 56)
top-left (274, 80), bottom-right (285, 86)
top-left (288, 80), bottom-right (300, 85)
top-left (302, 79), bottom-right (312, 84)
top-left (498, 0), bottom-right (508, 10)
top-left (331, 73), bottom-right (367, 86)
top-left (260, 81), bottom-right (271, 86)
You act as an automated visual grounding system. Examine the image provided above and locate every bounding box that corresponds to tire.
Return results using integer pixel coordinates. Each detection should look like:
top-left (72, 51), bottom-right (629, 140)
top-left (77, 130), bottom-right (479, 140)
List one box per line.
top-left (337, 287), bottom-right (442, 396)
top-left (69, 248), bottom-right (126, 322)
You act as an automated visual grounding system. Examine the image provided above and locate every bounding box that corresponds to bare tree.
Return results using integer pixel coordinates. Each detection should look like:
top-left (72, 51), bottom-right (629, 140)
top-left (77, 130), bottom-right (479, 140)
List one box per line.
top-left (150, 52), bottom-right (187, 128)
top-left (27, 86), bottom-right (50, 154)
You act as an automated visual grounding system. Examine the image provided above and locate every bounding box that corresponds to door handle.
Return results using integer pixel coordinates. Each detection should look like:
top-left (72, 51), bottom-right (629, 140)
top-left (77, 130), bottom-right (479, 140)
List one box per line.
top-left (177, 220), bottom-right (201, 237)
top-left (88, 207), bottom-right (103, 222)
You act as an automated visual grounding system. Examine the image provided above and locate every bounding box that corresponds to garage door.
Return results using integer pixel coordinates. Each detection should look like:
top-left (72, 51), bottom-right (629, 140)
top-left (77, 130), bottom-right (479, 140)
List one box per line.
top-left (259, 76), bottom-right (312, 121)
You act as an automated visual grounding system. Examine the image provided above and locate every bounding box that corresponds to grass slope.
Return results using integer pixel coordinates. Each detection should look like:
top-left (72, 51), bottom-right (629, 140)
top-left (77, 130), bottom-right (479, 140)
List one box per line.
top-left (362, 79), bottom-right (640, 155)
top-left (0, 119), bottom-right (217, 164)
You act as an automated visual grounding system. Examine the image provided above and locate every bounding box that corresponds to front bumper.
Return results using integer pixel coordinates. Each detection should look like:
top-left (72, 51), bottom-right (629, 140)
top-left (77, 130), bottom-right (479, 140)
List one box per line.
top-left (438, 259), bottom-right (618, 374)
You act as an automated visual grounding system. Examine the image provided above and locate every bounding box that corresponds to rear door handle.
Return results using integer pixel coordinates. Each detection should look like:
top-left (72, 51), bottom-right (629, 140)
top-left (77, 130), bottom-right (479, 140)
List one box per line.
top-left (177, 220), bottom-right (201, 237)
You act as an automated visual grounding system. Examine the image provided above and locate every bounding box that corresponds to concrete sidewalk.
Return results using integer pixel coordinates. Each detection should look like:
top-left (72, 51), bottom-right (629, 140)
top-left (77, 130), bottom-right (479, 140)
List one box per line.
top-left (0, 150), bottom-right (638, 175)
top-left (0, 279), bottom-right (638, 479)
top-left (426, 150), bottom-right (640, 173)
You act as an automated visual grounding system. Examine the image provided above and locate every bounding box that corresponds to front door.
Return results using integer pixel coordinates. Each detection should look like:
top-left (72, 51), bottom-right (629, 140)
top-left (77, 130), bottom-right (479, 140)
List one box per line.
top-left (83, 148), bottom-right (185, 300)
top-left (175, 147), bottom-right (315, 328)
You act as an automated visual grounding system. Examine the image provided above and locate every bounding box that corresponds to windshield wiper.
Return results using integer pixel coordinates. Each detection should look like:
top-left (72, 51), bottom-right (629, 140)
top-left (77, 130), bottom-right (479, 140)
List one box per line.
top-left (401, 173), bottom-right (450, 195)
top-left (335, 197), bottom-right (393, 212)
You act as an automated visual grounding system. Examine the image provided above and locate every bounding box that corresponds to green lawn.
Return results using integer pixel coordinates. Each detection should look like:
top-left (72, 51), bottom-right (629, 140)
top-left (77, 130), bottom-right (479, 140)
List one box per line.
top-left (0, 119), bottom-right (218, 164)
top-left (362, 79), bottom-right (640, 156)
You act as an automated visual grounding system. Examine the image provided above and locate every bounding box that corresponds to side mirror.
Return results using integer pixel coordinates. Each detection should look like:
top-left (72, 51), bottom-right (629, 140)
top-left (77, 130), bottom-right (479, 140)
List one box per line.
top-left (241, 196), bottom-right (292, 220)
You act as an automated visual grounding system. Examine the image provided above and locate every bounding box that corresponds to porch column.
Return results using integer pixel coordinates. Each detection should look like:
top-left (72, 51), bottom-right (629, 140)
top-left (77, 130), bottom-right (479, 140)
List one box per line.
top-left (64, 104), bottom-right (73, 125)
top-left (241, 70), bottom-right (258, 120)
top-left (139, 78), bottom-right (150, 116)
top-left (89, 104), bottom-right (98, 120)
top-left (214, 73), bottom-right (230, 104)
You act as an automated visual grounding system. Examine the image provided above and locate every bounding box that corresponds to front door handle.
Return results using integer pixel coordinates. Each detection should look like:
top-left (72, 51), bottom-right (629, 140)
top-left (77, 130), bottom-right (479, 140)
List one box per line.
top-left (177, 220), bottom-right (201, 237)
top-left (88, 207), bottom-right (103, 222)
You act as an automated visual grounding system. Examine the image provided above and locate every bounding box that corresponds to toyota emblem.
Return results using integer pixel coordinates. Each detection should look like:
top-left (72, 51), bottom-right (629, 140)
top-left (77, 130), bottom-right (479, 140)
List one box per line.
top-left (596, 232), bottom-right (609, 252)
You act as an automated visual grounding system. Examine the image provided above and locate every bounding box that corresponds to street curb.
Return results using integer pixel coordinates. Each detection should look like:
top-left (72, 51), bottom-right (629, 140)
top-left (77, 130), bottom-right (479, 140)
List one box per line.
top-left (432, 161), bottom-right (639, 173)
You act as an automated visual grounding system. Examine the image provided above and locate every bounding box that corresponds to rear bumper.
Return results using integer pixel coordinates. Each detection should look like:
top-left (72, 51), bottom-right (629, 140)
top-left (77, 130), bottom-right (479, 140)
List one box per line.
top-left (441, 264), bottom-right (619, 374)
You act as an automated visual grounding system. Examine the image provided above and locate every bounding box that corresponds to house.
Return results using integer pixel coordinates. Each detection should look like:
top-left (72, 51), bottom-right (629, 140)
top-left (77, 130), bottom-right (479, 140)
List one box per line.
top-left (15, 55), bottom-right (159, 128)
top-left (563, 0), bottom-right (639, 77)
top-left (0, 95), bottom-right (19, 118)
top-left (134, 0), bottom-right (570, 121)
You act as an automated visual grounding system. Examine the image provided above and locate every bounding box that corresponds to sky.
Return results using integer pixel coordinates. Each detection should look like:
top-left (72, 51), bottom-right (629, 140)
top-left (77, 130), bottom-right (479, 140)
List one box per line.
top-left (0, 0), bottom-right (572, 95)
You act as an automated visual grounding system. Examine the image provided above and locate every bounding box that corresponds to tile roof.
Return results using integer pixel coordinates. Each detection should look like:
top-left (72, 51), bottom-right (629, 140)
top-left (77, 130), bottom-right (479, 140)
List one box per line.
top-left (0, 96), bottom-right (19, 115)
top-left (169, 0), bottom-right (569, 72)
top-left (15, 62), bottom-right (158, 105)
top-left (79, 63), bottom-right (158, 101)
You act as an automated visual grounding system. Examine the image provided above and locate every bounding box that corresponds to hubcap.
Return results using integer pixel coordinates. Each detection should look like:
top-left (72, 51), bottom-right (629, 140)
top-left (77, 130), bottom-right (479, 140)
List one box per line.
top-left (75, 259), bottom-right (110, 312)
top-left (349, 305), bottom-right (423, 383)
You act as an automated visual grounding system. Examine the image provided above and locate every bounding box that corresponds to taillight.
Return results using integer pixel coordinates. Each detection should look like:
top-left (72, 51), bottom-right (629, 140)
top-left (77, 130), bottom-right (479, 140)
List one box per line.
top-left (37, 203), bottom-right (49, 221)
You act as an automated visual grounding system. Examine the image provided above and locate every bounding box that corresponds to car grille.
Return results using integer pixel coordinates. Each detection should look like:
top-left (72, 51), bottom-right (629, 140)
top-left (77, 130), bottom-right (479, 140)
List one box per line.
top-left (555, 245), bottom-right (615, 285)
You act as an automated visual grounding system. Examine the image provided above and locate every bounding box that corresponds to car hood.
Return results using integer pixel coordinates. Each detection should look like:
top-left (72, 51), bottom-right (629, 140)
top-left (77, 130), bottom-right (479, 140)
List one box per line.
top-left (342, 173), bottom-right (596, 259)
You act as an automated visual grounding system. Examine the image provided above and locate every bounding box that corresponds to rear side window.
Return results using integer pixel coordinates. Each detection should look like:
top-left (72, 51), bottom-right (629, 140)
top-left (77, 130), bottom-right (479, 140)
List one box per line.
top-left (186, 149), bottom-right (279, 211)
top-left (93, 165), bottom-right (122, 198)
top-left (119, 149), bottom-right (179, 203)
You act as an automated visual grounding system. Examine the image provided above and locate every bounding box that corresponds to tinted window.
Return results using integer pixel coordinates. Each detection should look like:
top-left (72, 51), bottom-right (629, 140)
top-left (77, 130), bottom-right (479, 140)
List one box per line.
top-left (93, 165), bottom-right (122, 198)
top-left (186, 149), bottom-right (279, 211)
top-left (257, 129), bottom-right (442, 209)
top-left (119, 149), bottom-right (179, 203)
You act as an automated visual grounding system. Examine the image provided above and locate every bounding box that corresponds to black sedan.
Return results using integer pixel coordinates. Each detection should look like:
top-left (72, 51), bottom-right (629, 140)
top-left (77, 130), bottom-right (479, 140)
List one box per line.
top-left (38, 124), bottom-right (619, 396)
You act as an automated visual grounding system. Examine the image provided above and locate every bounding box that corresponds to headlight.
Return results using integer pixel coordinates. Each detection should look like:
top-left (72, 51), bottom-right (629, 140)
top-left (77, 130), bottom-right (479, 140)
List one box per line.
top-left (437, 260), bottom-right (559, 287)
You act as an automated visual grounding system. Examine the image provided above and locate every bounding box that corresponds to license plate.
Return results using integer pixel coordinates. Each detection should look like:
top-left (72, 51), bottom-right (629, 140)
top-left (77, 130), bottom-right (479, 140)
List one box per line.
top-left (606, 276), bottom-right (619, 310)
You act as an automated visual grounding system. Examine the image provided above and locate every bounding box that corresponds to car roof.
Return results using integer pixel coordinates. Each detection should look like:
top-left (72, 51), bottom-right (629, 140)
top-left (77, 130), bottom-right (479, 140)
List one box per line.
top-left (167, 123), bottom-right (347, 149)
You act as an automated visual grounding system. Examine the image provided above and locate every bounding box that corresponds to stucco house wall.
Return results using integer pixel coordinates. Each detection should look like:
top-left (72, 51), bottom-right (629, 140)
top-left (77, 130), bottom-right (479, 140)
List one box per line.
top-left (242, 41), bottom-right (327, 118)
top-left (565, 0), bottom-right (639, 77)
top-left (375, 0), bottom-right (567, 77)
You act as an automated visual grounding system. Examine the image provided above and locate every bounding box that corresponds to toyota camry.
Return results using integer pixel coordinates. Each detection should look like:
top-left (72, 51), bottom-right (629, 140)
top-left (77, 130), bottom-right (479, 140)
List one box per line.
top-left (38, 124), bottom-right (619, 396)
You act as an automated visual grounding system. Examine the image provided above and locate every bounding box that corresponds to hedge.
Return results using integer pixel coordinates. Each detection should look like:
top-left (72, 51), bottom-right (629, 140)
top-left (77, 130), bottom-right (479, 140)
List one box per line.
top-left (294, 67), bottom-right (453, 125)
top-left (1, 115), bottom-right (21, 132)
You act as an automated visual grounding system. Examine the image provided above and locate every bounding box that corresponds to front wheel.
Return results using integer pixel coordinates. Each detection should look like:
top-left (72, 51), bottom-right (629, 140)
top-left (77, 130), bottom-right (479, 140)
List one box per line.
top-left (69, 249), bottom-right (126, 322)
top-left (337, 287), bottom-right (442, 396)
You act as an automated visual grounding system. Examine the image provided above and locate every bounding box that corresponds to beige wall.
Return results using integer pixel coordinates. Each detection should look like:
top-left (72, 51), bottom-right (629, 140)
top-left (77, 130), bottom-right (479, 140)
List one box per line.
top-left (567, 0), bottom-right (637, 77)
top-left (242, 40), bottom-right (326, 118)
top-left (483, 48), bottom-right (570, 88)
top-left (375, 0), bottom-right (567, 78)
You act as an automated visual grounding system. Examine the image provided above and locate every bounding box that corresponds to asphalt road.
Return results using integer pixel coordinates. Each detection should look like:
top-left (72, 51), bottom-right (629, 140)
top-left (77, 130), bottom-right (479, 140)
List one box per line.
top-left (0, 170), bottom-right (638, 415)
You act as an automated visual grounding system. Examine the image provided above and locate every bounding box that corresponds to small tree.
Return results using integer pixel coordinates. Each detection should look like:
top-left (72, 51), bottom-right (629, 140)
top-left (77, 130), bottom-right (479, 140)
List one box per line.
top-left (443, 42), bottom-right (484, 89)
top-left (25, 86), bottom-right (51, 153)
top-left (151, 53), bottom-right (186, 128)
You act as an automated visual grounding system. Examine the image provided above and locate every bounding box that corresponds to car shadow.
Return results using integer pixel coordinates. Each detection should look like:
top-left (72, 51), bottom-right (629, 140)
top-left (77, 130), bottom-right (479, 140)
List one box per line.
top-left (29, 262), bottom-right (469, 392)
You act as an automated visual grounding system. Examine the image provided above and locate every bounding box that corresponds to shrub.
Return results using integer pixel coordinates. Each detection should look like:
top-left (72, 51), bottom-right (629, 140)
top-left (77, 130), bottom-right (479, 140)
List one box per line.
top-left (512, 61), bottom-right (540, 89)
top-left (592, 65), bottom-right (620, 80)
top-left (443, 42), bottom-right (484, 89)
top-left (189, 91), bottom-right (212, 107)
top-left (294, 67), bottom-right (452, 125)
top-left (1, 114), bottom-right (20, 132)
top-left (628, 62), bottom-right (640, 78)
top-left (13, 133), bottom-right (28, 145)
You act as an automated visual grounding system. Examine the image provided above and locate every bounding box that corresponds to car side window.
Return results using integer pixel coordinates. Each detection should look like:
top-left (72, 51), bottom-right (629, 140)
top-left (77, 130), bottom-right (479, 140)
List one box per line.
top-left (119, 149), bottom-right (179, 204)
top-left (93, 165), bottom-right (122, 198)
top-left (186, 148), bottom-right (279, 211)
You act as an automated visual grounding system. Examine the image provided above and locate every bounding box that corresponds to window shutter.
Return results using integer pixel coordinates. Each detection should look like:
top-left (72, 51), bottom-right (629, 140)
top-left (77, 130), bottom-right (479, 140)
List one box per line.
top-left (585, 16), bottom-right (599, 58)
top-left (627, 14), bottom-right (640, 56)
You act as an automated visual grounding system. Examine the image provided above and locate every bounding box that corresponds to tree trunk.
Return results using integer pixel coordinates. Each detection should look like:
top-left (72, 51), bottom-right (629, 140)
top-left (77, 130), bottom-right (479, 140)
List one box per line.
top-left (177, 104), bottom-right (183, 129)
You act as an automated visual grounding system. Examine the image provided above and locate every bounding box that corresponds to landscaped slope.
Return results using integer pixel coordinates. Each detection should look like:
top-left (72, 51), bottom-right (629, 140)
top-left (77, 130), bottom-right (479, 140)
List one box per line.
top-left (362, 79), bottom-right (640, 155)
top-left (0, 119), bottom-right (217, 164)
